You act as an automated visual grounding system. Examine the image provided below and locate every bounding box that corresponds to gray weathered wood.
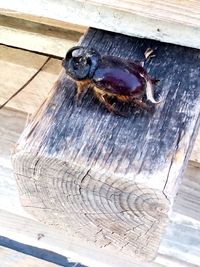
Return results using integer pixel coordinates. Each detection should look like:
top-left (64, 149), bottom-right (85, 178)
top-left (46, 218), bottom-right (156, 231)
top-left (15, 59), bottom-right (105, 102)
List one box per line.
top-left (12, 28), bottom-right (200, 262)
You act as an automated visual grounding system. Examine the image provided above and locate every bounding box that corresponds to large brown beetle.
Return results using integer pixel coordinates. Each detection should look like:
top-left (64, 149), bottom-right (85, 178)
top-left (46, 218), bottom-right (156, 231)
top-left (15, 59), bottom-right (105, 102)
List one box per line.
top-left (62, 46), bottom-right (160, 115)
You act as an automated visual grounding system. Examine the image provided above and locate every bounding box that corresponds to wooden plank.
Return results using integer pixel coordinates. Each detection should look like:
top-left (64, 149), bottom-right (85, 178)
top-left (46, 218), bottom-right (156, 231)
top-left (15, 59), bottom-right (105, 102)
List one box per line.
top-left (12, 28), bottom-right (200, 262)
top-left (0, 14), bottom-right (82, 57)
top-left (0, 45), bottom-right (61, 114)
top-left (0, 0), bottom-right (200, 49)
top-left (0, 107), bottom-right (30, 217)
top-left (173, 165), bottom-right (200, 221)
top-left (0, 10), bottom-right (86, 33)
top-left (0, 246), bottom-right (60, 267)
top-left (0, 209), bottom-right (200, 267)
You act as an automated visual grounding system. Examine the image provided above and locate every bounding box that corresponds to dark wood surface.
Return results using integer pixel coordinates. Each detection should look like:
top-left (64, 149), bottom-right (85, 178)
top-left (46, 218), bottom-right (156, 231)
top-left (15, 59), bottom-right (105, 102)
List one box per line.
top-left (13, 28), bottom-right (200, 262)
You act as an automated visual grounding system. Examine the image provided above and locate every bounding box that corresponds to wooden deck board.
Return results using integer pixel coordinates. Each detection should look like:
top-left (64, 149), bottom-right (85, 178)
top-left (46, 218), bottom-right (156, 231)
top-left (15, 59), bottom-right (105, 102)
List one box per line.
top-left (0, 209), bottom-right (199, 267)
top-left (0, 14), bottom-right (82, 57)
top-left (1, 0), bottom-right (200, 49)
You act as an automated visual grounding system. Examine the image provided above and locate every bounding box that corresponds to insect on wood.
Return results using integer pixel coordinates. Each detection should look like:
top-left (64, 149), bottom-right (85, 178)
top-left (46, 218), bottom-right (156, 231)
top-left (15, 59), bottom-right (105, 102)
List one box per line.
top-left (62, 46), bottom-right (160, 115)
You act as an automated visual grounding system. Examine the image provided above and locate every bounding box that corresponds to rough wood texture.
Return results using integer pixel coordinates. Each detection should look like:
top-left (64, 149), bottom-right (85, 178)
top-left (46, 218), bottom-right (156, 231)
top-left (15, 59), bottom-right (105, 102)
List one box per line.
top-left (12, 29), bottom-right (200, 262)
top-left (0, 45), bottom-right (61, 114)
top-left (0, 44), bottom-right (199, 166)
top-left (0, 210), bottom-right (200, 267)
top-left (1, 0), bottom-right (200, 49)
top-left (0, 10), bottom-right (86, 33)
top-left (0, 108), bottom-right (199, 266)
top-left (0, 14), bottom-right (82, 57)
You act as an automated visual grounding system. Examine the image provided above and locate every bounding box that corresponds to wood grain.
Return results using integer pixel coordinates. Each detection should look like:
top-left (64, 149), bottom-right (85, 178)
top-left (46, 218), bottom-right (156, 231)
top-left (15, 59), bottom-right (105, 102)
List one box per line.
top-left (0, 14), bottom-right (82, 57)
top-left (12, 29), bottom-right (200, 262)
top-left (0, 45), bottom-right (61, 114)
top-left (0, 210), bottom-right (200, 267)
top-left (0, 107), bottom-right (199, 266)
top-left (88, 0), bottom-right (200, 27)
top-left (0, 10), bottom-right (86, 33)
top-left (0, 107), bottom-right (200, 220)
top-left (0, 44), bottom-right (199, 166)
top-left (1, 0), bottom-right (200, 49)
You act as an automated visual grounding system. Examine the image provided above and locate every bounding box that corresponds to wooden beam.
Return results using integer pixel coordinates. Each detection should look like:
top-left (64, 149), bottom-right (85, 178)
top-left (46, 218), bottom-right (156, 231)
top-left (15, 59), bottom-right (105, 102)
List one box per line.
top-left (0, 0), bottom-right (200, 49)
top-left (0, 10), bottom-right (86, 33)
top-left (0, 107), bottom-right (200, 220)
top-left (0, 14), bottom-right (82, 57)
top-left (12, 29), bottom-right (200, 262)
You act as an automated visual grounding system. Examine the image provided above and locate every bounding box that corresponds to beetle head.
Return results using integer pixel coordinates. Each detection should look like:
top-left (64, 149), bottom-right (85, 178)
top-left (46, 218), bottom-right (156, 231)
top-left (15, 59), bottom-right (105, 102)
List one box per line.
top-left (62, 46), bottom-right (101, 81)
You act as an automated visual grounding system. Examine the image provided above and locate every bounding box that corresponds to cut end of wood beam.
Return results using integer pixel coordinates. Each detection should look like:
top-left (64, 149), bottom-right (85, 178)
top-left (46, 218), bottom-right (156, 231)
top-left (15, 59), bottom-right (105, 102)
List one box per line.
top-left (12, 153), bottom-right (169, 262)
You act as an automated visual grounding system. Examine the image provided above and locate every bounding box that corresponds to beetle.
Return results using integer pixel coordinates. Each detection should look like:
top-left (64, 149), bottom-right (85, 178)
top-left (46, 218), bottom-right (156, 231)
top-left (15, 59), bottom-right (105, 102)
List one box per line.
top-left (62, 46), bottom-right (160, 115)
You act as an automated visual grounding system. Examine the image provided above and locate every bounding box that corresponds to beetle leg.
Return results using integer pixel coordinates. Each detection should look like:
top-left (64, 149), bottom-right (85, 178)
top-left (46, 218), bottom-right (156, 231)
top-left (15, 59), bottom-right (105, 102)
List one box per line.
top-left (75, 81), bottom-right (89, 104)
top-left (95, 91), bottom-right (115, 112)
top-left (94, 91), bottom-right (126, 116)
top-left (151, 78), bottom-right (160, 85)
top-left (144, 48), bottom-right (155, 61)
top-left (141, 48), bottom-right (155, 67)
top-left (132, 98), bottom-right (152, 112)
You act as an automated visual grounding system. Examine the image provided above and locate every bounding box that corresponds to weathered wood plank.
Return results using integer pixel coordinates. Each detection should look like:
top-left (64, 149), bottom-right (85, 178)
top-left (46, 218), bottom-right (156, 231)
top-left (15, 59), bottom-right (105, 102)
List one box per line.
top-left (0, 0), bottom-right (200, 49)
top-left (0, 14), bottom-right (82, 57)
top-left (12, 29), bottom-right (200, 262)
top-left (0, 45), bottom-right (61, 113)
top-left (173, 165), bottom-right (200, 221)
top-left (0, 10), bottom-right (86, 33)
top-left (0, 246), bottom-right (60, 267)
top-left (0, 210), bottom-right (200, 267)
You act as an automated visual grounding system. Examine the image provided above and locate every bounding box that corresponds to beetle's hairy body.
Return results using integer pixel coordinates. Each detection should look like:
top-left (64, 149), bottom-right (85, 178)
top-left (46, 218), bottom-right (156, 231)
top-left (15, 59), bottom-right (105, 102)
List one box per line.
top-left (63, 46), bottom-right (160, 115)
